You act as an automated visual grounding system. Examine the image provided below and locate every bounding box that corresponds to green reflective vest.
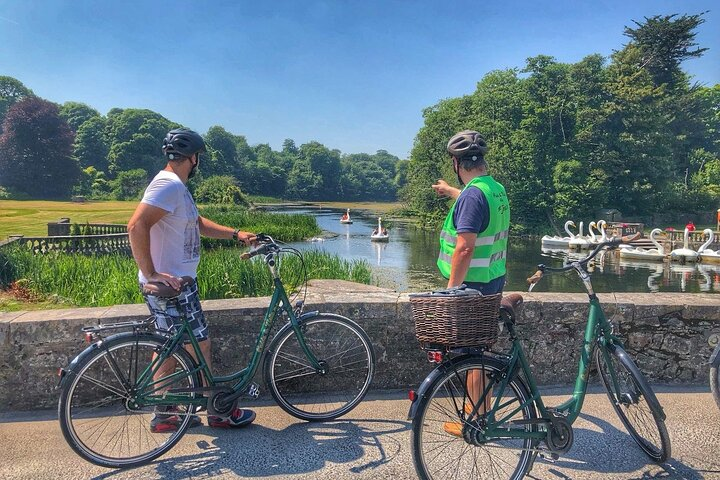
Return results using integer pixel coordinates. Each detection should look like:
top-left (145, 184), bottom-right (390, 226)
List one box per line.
top-left (437, 175), bottom-right (510, 283)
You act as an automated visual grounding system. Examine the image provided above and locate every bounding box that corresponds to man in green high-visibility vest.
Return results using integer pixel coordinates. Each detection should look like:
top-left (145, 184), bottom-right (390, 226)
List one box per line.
top-left (432, 130), bottom-right (510, 437)
top-left (432, 130), bottom-right (510, 293)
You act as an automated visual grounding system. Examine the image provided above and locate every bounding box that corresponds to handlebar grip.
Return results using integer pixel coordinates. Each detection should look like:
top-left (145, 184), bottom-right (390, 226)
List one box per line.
top-left (527, 270), bottom-right (544, 285)
top-left (620, 232), bottom-right (641, 244)
top-left (240, 252), bottom-right (252, 260)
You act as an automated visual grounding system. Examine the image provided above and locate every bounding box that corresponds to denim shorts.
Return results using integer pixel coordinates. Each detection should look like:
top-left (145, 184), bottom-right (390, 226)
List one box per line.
top-left (141, 281), bottom-right (209, 342)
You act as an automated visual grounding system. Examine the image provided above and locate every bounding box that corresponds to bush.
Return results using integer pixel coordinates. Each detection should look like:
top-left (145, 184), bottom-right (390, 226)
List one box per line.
top-left (195, 175), bottom-right (250, 207)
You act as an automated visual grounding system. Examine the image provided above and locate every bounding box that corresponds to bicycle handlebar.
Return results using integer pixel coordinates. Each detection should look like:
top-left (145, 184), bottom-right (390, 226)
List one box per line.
top-left (240, 233), bottom-right (279, 260)
top-left (527, 232), bottom-right (640, 285)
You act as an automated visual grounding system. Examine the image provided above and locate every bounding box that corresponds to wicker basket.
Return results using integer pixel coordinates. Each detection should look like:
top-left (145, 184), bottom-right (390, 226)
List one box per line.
top-left (409, 288), bottom-right (502, 348)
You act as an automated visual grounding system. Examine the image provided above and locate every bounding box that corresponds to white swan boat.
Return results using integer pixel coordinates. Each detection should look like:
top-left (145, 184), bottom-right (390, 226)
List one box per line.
top-left (568, 221), bottom-right (590, 250)
top-left (541, 220), bottom-right (575, 248)
top-left (370, 217), bottom-right (389, 242)
top-left (340, 208), bottom-right (353, 224)
top-left (619, 228), bottom-right (666, 261)
top-left (698, 228), bottom-right (720, 264)
top-left (670, 228), bottom-right (699, 262)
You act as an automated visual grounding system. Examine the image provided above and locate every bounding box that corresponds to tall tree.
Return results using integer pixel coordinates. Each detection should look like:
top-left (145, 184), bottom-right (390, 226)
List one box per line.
top-left (74, 116), bottom-right (110, 171)
top-left (0, 76), bottom-right (34, 134)
top-left (0, 97), bottom-right (79, 198)
top-left (59, 102), bottom-right (100, 132)
top-left (623, 13), bottom-right (708, 89)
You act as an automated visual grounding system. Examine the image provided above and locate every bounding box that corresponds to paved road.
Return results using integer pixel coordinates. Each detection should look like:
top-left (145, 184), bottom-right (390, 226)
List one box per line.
top-left (1, 386), bottom-right (719, 480)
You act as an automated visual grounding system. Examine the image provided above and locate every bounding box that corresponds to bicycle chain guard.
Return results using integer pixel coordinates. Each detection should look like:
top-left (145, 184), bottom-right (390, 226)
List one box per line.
top-left (545, 414), bottom-right (574, 454)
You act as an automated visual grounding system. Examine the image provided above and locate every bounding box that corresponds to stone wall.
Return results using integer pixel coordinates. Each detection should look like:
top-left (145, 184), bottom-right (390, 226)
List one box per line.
top-left (1, 280), bottom-right (718, 411)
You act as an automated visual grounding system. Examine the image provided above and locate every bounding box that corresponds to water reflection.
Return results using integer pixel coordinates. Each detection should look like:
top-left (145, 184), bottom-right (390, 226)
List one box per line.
top-left (262, 205), bottom-right (719, 294)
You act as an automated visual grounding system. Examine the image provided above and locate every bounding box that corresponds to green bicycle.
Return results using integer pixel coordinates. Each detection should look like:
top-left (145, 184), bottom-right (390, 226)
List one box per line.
top-left (409, 233), bottom-right (671, 479)
top-left (57, 234), bottom-right (376, 468)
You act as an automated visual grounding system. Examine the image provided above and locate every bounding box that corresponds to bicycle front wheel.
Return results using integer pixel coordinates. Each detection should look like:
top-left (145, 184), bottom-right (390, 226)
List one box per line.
top-left (596, 344), bottom-right (670, 463)
top-left (264, 314), bottom-right (375, 421)
top-left (58, 333), bottom-right (200, 468)
top-left (412, 355), bottom-right (538, 480)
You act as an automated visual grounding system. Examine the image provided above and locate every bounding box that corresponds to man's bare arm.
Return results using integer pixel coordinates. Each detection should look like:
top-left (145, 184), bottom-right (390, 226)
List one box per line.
top-left (198, 216), bottom-right (256, 245)
top-left (447, 232), bottom-right (477, 288)
top-left (127, 203), bottom-right (182, 290)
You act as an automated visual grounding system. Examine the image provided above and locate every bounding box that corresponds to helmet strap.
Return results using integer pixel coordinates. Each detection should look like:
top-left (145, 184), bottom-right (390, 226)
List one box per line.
top-left (453, 158), bottom-right (465, 187)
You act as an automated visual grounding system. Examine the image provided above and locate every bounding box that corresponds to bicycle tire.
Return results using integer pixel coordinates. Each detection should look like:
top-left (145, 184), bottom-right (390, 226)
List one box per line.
top-left (711, 344), bottom-right (720, 410)
top-left (58, 333), bottom-right (200, 468)
top-left (264, 313), bottom-right (375, 421)
top-left (412, 355), bottom-right (538, 480)
top-left (596, 344), bottom-right (671, 463)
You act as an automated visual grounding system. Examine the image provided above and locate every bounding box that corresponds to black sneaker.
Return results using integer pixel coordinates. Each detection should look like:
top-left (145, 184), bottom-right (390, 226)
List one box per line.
top-left (150, 407), bottom-right (202, 433)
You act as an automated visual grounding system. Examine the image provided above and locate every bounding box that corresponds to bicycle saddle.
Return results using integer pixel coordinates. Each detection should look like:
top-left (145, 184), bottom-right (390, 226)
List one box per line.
top-left (500, 293), bottom-right (523, 322)
top-left (142, 276), bottom-right (195, 298)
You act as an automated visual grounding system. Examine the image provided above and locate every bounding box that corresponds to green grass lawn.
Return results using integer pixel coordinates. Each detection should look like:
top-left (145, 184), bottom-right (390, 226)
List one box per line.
top-left (0, 200), bottom-right (137, 239)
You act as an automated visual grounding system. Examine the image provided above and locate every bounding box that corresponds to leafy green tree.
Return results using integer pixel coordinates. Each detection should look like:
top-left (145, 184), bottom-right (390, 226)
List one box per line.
top-left (110, 169), bottom-right (148, 200)
top-left (552, 160), bottom-right (608, 220)
top-left (105, 109), bottom-right (176, 177)
top-left (286, 159), bottom-right (323, 199)
top-left (59, 102), bottom-right (100, 132)
top-left (0, 97), bottom-right (79, 198)
top-left (74, 116), bottom-right (110, 171)
top-left (0, 76), bottom-right (34, 134)
top-left (204, 125), bottom-right (239, 177)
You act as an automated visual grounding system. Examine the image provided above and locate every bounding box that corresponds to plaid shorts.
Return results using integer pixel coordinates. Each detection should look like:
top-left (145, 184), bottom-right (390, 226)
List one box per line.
top-left (142, 281), bottom-right (209, 342)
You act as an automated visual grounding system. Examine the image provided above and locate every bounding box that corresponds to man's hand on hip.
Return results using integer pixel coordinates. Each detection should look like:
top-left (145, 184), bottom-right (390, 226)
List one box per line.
top-left (147, 272), bottom-right (183, 291)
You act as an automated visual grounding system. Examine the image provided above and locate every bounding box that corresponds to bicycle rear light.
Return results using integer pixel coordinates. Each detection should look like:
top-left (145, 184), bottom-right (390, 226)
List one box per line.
top-left (426, 351), bottom-right (443, 363)
top-left (408, 390), bottom-right (417, 402)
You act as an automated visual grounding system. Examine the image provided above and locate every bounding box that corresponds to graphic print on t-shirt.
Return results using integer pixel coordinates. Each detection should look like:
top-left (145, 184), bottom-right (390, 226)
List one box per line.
top-left (182, 189), bottom-right (200, 263)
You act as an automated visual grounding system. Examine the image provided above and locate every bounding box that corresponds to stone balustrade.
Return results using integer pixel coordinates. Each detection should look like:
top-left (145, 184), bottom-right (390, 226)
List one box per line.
top-left (1, 280), bottom-right (718, 411)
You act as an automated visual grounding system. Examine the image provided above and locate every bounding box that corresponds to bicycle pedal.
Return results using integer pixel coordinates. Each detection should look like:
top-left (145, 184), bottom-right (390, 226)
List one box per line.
top-left (246, 382), bottom-right (260, 399)
top-left (539, 451), bottom-right (559, 463)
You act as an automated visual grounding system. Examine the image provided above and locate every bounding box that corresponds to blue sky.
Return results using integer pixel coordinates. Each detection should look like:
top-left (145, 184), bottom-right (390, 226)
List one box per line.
top-left (1, 0), bottom-right (718, 158)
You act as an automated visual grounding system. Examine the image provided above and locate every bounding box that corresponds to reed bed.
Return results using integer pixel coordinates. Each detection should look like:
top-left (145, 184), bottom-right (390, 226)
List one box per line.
top-left (200, 206), bottom-right (320, 244)
top-left (0, 246), bottom-right (371, 307)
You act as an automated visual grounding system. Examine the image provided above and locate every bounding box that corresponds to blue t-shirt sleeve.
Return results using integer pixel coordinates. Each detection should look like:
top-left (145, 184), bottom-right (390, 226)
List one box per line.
top-left (453, 187), bottom-right (490, 234)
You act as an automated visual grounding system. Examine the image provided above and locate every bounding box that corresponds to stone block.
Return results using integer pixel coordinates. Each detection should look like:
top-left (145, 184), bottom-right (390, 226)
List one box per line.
top-left (9, 307), bottom-right (109, 345)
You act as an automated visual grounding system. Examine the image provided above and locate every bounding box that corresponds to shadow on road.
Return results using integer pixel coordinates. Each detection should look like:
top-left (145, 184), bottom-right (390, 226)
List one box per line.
top-left (527, 412), bottom-right (706, 480)
top-left (90, 418), bottom-right (410, 480)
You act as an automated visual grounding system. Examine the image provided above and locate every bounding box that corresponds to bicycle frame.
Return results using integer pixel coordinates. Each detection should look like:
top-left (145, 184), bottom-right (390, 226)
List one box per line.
top-left (475, 267), bottom-right (626, 441)
top-left (133, 272), bottom-right (322, 408)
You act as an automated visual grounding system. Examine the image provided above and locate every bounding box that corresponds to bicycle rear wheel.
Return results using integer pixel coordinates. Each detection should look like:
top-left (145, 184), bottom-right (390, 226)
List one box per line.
top-left (264, 314), bottom-right (375, 421)
top-left (412, 355), bottom-right (538, 480)
top-left (596, 344), bottom-right (670, 463)
top-left (58, 333), bottom-right (200, 468)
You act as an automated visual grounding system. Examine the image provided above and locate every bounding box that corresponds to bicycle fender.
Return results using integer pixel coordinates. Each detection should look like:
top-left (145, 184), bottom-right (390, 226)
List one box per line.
top-left (610, 344), bottom-right (666, 421)
top-left (58, 332), bottom-right (166, 388)
top-left (407, 354), bottom-right (509, 420)
top-left (710, 343), bottom-right (720, 364)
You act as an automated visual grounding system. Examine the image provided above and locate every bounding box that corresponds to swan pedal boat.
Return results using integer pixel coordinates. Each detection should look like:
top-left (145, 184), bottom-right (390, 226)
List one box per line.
top-left (670, 227), bottom-right (699, 263)
top-left (619, 228), bottom-right (666, 261)
top-left (370, 217), bottom-right (389, 242)
top-left (541, 220), bottom-right (575, 248)
top-left (698, 228), bottom-right (720, 263)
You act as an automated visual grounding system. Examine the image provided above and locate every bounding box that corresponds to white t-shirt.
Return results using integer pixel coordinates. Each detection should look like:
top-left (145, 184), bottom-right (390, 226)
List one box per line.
top-left (138, 170), bottom-right (200, 284)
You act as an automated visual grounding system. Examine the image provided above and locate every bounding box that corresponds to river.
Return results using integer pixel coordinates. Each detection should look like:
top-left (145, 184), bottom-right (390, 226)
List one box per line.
top-left (264, 205), bottom-right (720, 294)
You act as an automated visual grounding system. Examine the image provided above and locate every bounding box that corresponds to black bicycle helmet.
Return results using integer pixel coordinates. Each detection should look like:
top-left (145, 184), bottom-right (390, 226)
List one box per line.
top-left (447, 130), bottom-right (488, 158)
top-left (162, 128), bottom-right (206, 160)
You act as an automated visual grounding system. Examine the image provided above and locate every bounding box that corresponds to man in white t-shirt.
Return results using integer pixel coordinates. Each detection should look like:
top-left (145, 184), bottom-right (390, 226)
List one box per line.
top-left (128, 128), bottom-right (257, 432)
